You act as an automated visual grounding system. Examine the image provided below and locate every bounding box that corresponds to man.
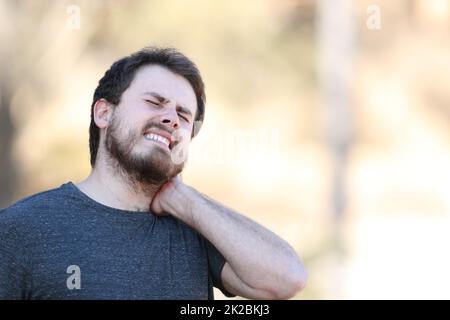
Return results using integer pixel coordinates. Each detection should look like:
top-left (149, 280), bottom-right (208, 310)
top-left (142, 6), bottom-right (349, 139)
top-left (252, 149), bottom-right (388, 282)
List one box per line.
top-left (0, 47), bottom-right (307, 299)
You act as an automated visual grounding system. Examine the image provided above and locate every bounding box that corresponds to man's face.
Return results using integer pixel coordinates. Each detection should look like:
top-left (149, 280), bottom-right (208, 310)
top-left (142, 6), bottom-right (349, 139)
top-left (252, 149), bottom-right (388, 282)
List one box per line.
top-left (103, 65), bottom-right (197, 186)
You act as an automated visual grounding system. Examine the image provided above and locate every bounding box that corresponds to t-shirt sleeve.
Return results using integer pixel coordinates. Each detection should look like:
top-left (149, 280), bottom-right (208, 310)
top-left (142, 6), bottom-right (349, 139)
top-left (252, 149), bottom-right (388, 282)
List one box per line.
top-left (204, 239), bottom-right (235, 298)
top-left (0, 210), bottom-right (30, 299)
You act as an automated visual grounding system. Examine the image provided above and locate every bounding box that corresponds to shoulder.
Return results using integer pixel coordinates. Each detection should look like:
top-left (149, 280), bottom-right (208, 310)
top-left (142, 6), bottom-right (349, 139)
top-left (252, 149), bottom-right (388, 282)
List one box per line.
top-left (2, 183), bottom-right (70, 215)
top-left (0, 183), bottom-right (74, 252)
top-left (0, 183), bottom-right (72, 229)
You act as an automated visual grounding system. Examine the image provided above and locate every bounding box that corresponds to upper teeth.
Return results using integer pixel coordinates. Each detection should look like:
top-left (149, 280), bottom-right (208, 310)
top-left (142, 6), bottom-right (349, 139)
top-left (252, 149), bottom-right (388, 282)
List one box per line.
top-left (144, 133), bottom-right (170, 147)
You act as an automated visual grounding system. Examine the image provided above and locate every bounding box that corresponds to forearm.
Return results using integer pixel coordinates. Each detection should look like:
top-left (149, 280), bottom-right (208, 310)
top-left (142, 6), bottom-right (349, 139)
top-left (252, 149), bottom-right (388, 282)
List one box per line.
top-left (165, 184), bottom-right (307, 296)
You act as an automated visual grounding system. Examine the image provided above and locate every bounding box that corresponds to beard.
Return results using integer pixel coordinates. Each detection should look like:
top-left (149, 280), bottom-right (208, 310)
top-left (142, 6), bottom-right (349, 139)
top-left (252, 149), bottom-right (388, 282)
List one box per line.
top-left (104, 115), bottom-right (185, 187)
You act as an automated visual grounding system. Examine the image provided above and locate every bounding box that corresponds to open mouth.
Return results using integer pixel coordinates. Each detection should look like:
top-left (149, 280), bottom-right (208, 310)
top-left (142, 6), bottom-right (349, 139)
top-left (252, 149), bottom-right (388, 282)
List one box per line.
top-left (144, 133), bottom-right (170, 149)
top-left (143, 131), bottom-right (173, 150)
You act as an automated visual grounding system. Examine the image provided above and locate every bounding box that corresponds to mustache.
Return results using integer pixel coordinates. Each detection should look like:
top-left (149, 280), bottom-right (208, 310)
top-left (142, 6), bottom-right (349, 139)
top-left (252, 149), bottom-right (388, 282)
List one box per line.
top-left (141, 122), bottom-right (175, 137)
top-left (141, 122), bottom-right (184, 150)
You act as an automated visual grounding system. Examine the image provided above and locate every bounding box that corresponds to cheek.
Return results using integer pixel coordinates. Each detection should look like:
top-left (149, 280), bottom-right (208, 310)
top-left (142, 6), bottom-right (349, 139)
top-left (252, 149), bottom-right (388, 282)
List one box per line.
top-left (174, 127), bottom-right (192, 145)
top-left (121, 114), bottom-right (145, 135)
top-left (182, 121), bottom-right (194, 132)
top-left (112, 118), bottom-right (143, 146)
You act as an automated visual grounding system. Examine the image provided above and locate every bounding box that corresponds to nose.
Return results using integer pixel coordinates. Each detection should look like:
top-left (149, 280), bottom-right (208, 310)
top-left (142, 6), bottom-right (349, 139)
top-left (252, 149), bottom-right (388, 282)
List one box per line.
top-left (160, 108), bottom-right (180, 129)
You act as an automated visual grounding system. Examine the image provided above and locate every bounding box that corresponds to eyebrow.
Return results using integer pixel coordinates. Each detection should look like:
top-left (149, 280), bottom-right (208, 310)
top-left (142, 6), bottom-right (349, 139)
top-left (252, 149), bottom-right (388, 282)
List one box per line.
top-left (143, 91), bottom-right (193, 119)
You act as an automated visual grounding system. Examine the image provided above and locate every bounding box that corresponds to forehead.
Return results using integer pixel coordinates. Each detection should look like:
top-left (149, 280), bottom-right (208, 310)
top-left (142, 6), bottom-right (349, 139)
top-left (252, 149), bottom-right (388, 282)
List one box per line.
top-left (128, 64), bottom-right (197, 111)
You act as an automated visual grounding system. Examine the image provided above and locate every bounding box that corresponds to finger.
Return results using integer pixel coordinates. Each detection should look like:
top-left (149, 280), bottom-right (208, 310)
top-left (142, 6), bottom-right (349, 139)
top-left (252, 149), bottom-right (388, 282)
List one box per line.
top-left (151, 210), bottom-right (169, 217)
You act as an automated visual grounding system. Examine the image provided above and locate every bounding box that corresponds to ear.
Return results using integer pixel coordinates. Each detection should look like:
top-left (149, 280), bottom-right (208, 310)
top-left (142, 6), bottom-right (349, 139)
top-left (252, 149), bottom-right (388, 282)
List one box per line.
top-left (93, 99), bottom-right (113, 129)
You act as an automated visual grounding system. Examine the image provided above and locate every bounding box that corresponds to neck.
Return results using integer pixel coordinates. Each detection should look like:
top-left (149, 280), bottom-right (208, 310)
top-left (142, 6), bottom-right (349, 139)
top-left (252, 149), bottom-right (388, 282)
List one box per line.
top-left (76, 154), bottom-right (161, 212)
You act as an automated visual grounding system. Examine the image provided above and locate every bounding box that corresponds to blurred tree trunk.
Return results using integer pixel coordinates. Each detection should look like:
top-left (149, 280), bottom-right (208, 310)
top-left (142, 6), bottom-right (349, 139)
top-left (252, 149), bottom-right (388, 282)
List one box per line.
top-left (0, 0), bottom-right (104, 208)
top-left (0, 83), bottom-right (17, 208)
top-left (317, 0), bottom-right (355, 297)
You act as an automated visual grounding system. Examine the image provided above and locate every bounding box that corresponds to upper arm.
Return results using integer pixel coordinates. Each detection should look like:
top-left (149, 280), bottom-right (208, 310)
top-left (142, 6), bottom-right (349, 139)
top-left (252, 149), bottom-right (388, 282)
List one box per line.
top-left (221, 262), bottom-right (278, 300)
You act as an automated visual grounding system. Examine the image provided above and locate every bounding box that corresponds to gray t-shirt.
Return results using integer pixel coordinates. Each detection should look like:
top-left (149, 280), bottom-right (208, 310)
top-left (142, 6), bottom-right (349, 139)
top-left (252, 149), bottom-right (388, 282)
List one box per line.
top-left (0, 182), bottom-right (232, 299)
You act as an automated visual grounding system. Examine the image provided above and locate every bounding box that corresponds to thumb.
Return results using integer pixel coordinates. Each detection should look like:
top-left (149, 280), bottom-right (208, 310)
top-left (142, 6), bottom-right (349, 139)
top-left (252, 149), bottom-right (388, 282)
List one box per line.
top-left (149, 193), bottom-right (163, 216)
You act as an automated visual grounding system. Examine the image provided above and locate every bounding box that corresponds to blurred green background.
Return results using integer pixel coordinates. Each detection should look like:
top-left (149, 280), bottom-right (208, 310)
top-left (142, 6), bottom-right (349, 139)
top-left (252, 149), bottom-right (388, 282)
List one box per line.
top-left (0, 0), bottom-right (449, 299)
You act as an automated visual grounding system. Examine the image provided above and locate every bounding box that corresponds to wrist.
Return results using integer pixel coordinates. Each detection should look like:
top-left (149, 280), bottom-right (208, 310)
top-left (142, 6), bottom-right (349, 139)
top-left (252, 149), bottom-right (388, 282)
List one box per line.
top-left (163, 182), bottom-right (198, 225)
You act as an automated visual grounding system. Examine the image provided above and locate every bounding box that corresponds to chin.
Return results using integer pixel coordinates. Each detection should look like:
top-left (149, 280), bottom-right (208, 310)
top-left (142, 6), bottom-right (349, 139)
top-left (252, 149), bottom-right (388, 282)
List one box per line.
top-left (134, 151), bottom-right (184, 185)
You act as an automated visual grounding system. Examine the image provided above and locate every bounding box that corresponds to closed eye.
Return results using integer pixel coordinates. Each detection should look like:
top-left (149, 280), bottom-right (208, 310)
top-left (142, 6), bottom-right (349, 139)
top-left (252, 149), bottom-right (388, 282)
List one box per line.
top-left (178, 113), bottom-right (190, 123)
top-left (145, 99), bottom-right (190, 123)
top-left (144, 99), bottom-right (160, 107)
